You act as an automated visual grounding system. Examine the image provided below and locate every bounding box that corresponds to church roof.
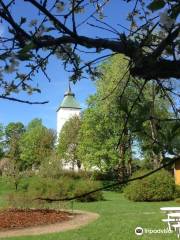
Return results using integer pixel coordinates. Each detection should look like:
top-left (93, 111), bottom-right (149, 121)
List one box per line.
top-left (56, 85), bottom-right (81, 111)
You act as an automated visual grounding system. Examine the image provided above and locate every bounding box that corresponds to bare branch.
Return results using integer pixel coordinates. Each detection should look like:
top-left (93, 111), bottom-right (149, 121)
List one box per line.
top-left (0, 96), bottom-right (48, 104)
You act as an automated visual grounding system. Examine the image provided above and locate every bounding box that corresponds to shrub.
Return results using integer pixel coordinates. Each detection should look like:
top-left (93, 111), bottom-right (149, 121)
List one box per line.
top-left (175, 185), bottom-right (180, 199)
top-left (28, 177), bottom-right (66, 198)
top-left (124, 169), bottom-right (175, 202)
top-left (7, 192), bottom-right (32, 209)
top-left (9, 176), bottom-right (104, 204)
top-left (92, 170), bottom-right (126, 192)
top-left (93, 170), bottom-right (117, 181)
top-left (40, 158), bottom-right (93, 180)
top-left (61, 170), bottom-right (92, 180)
top-left (39, 154), bottom-right (62, 179)
top-left (74, 180), bottom-right (104, 202)
top-left (6, 191), bottom-right (67, 209)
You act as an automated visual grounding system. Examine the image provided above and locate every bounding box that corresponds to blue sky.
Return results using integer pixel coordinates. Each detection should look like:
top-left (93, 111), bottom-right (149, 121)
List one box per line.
top-left (0, 0), bottom-right (133, 130)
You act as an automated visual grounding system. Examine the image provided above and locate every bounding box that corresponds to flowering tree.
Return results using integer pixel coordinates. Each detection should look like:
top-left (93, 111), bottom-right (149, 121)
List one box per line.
top-left (0, 0), bottom-right (179, 104)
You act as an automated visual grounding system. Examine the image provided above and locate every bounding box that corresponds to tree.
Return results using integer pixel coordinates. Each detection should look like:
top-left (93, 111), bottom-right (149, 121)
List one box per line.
top-left (5, 122), bottom-right (25, 146)
top-left (5, 122), bottom-right (25, 164)
top-left (4, 122), bottom-right (25, 189)
top-left (78, 54), bottom-right (176, 176)
top-left (57, 115), bottom-right (81, 170)
top-left (0, 0), bottom-right (179, 104)
top-left (20, 119), bottom-right (55, 170)
top-left (78, 55), bottom-right (135, 178)
top-left (77, 103), bottom-right (122, 173)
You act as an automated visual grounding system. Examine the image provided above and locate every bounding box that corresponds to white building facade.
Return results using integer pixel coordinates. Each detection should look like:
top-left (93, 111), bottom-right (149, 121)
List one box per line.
top-left (56, 86), bottom-right (81, 171)
top-left (56, 85), bottom-right (81, 139)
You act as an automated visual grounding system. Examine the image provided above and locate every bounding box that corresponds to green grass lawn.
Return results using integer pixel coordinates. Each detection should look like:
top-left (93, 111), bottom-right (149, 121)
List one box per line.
top-left (0, 178), bottom-right (179, 240)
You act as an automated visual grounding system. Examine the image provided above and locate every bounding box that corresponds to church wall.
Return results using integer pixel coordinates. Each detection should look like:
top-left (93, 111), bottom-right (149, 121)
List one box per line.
top-left (57, 107), bottom-right (81, 138)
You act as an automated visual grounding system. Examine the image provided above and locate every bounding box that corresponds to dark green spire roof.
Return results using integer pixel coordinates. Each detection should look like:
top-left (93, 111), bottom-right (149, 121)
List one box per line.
top-left (57, 83), bottom-right (81, 111)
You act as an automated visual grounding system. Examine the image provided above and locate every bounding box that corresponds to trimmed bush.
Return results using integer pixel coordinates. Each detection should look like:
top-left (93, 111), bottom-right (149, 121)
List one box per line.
top-left (124, 169), bottom-right (175, 202)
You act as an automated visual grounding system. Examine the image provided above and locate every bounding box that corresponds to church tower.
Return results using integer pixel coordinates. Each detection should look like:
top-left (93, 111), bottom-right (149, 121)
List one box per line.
top-left (56, 83), bottom-right (81, 138)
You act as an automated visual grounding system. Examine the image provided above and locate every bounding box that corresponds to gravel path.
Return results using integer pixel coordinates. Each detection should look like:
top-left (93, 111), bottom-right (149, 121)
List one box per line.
top-left (0, 210), bottom-right (99, 238)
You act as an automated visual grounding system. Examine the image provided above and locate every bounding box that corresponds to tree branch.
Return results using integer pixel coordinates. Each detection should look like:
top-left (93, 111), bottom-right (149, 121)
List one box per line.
top-left (0, 96), bottom-right (48, 104)
top-left (24, 0), bottom-right (75, 37)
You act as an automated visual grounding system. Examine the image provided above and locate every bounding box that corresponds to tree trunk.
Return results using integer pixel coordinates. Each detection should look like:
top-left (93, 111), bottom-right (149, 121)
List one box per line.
top-left (77, 160), bottom-right (81, 170)
top-left (127, 134), bottom-right (133, 176)
top-left (117, 140), bottom-right (127, 181)
top-left (149, 83), bottom-right (161, 169)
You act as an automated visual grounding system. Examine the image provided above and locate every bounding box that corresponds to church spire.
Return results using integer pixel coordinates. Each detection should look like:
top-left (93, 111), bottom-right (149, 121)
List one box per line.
top-left (57, 81), bottom-right (81, 112)
top-left (64, 80), bottom-right (74, 97)
top-left (68, 80), bottom-right (71, 93)
top-left (56, 80), bottom-right (81, 141)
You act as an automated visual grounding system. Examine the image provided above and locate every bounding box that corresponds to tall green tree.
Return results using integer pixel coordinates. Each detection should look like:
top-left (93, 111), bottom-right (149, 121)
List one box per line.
top-left (5, 122), bottom-right (25, 165)
top-left (4, 122), bottom-right (25, 189)
top-left (128, 80), bottom-right (172, 168)
top-left (78, 54), bottom-right (175, 177)
top-left (77, 103), bottom-right (122, 173)
top-left (20, 119), bottom-right (55, 170)
top-left (57, 116), bottom-right (81, 170)
top-left (78, 55), bottom-right (134, 178)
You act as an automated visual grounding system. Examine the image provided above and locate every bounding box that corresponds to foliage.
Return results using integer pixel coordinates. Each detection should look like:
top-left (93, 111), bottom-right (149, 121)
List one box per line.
top-left (4, 122), bottom-right (25, 189)
top-left (39, 152), bottom-right (62, 178)
top-left (57, 116), bottom-right (81, 170)
top-left (60, 170), bottom-right (92, 180)
top-left (129, 82), bottom-right (173, 168)
top-left (5, 122), bottom-right (25, 143)
top-left (5, 122), bottom-right (25, 164)
top-left (124, 169), bottom-right (175, 201)
top-left (28, 177), bottom-right (69, 199)
top-left (20, 119), bottom-right (55, 170)
top-left (92, 170), bottom-right (118, 181)
top-left (7, 192), bottom-right (36, 209)
top-left (160, 121), bottom-right (180, 156)
top-left (0, 119), bottom-right (56, 180)
top-left (77, 55), bottom-right (133, 175)
top-left (175, 185), bottom-right (180, 199)
top-left (74, 180), bottom-right (104, 202)
top-left (78, 54), bottom-right (174, 175)
top-left (138, 117), bottom-right (180, 168)
top-left (4, 175), bottom-right (104, 205)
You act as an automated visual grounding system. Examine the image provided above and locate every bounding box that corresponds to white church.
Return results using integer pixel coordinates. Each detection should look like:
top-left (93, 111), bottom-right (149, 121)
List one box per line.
top-left (56, 83), bottom-right (81, 171)
top-left (56, 83), bottom-right (81, 138)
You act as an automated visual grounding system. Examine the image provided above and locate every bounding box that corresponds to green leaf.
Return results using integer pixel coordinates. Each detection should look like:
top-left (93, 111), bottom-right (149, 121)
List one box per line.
top-left (19, 42), bottom-right (36, 54)
top-left (17, 42), bottom-right (35, 60)
top-left (17, 52), bottom-right (32, 61)
top-left (147, 0), bottom-right (165, 11)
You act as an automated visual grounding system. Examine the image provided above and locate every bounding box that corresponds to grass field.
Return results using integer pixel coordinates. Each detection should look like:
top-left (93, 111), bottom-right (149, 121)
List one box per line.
top-left (0, 178), bottom-right (179, 240)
